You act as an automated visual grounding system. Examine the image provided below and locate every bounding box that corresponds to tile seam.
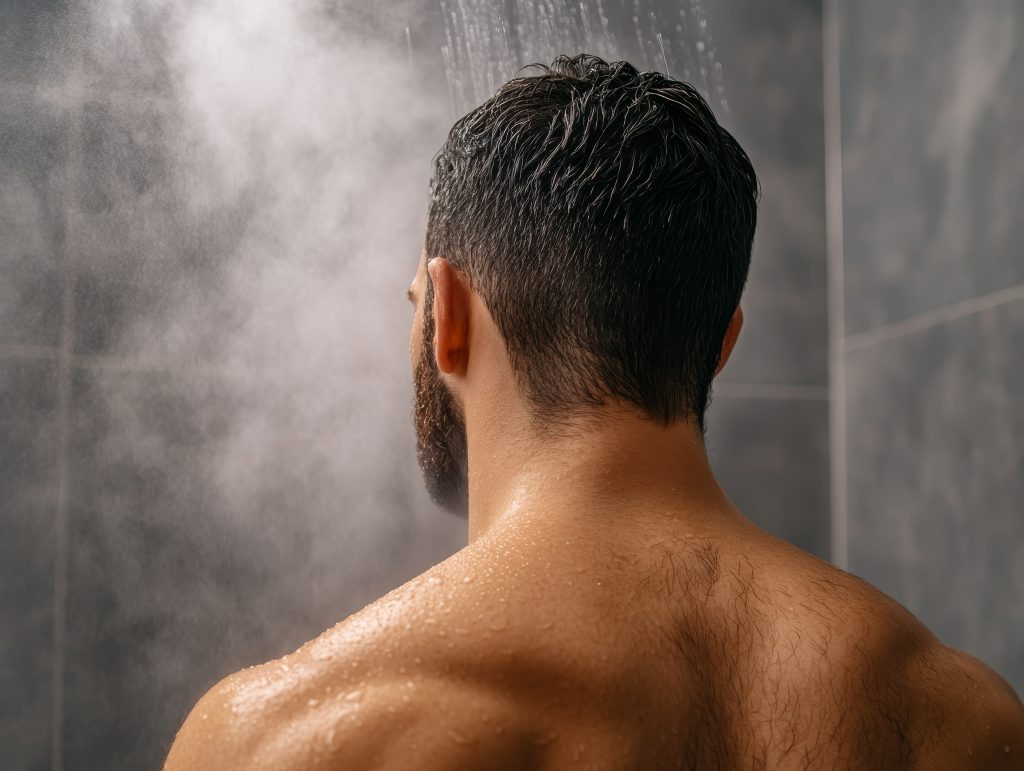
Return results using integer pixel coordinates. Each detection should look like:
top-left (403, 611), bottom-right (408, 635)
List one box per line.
top-left (845, 282), bottom-right (1024, 353)
top-left (824, 0), bottom-right (849, 570)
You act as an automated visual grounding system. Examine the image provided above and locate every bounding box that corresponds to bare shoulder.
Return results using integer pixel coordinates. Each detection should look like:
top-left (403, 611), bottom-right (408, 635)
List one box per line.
top-left (163, 559), bottom-right (545, 771)
top-left (163, 663), bottom-right (537, 771)
top-left (915, 643), bottom-right (1024, 768)
top-left (764, 547), bottom-right (1024, 769)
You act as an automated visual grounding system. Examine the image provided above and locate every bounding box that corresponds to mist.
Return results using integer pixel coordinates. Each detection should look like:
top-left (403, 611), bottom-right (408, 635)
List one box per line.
top-left (13, 2), bottom-right (1016, 769)
top-left (3, 0), bottom-right (732, 765)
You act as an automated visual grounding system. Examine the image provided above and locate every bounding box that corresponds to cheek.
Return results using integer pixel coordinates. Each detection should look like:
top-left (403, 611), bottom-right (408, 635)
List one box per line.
top-left (409, 305), bottom-right (423, 371)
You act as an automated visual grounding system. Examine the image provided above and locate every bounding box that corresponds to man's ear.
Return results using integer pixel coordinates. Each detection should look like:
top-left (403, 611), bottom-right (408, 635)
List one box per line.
top-left (715, 306), bottom-right (744, 377)
top-left (427, 257), bottom-right (471, 375)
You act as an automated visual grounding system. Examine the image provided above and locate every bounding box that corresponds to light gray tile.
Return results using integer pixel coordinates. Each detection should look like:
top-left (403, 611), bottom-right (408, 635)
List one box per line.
top-left (705, 393), bottom-right (831, 560)
top-left (841, 0), bottom-right (1024, 335)
top-left (846, 298), bottom-right (1024, 693)
top-left (707, 0), bottom-right (828, 387)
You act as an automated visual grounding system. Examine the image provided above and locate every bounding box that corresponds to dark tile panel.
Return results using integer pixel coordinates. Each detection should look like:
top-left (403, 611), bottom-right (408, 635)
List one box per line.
top-left (61, 364), bottom-right (456, 768)
top-left (840, 0), bottom-right (1024, 335)
top-left (846, 298), bottom-right (1024, 693)
top-left (705, 0), bottom-right (829, 387)
top-left (0, 89), bottom-right (68, 349)
top-left (0, 359), bottom-right (58, 771)
top-left (62, 367), bottom-right (293, 770)
top-left (0, 0), bottom-right (72, 86)
top-left (79, 3), bottom-right (175, 96)
top-left (705, 393), bottom-right (830, 560)
top-left (72, 97), bottom-right (254, 358)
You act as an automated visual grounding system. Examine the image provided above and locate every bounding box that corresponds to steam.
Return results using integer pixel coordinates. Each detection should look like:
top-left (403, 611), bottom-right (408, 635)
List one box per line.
top-left (6, 0), bottom-right (732, 764)
top-left (31, 0), bottom-right (466, 762)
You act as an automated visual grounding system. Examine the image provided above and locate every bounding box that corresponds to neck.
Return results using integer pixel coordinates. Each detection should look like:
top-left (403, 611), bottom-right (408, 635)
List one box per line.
top-left (463, 401), bottom-right (741, 543)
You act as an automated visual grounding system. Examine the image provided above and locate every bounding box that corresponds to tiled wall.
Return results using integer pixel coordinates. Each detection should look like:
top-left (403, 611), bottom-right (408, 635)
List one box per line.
top-left (2, 0), bottom-right (1021, 768)
top-left (701, 0), bottom-right (830, 561)
top-left (2, 3), bottom-right (467, 769)
top-left (839, 0), bottom-right (1024, 691)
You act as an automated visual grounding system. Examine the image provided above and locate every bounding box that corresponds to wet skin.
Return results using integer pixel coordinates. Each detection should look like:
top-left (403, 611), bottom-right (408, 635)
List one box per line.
top-left (164, 253), bottom-right (1024, 769)
top-left (163, 507), bottom-right (1024, 770)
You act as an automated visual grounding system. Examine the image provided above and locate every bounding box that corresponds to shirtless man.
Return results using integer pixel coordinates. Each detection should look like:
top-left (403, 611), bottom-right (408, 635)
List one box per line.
top-left (164, 54), bottom-right (1024, 770)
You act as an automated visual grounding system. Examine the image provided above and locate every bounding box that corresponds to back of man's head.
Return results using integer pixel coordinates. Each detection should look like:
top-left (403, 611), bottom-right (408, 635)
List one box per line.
top-left (426, 53), bottom-right (759, 434)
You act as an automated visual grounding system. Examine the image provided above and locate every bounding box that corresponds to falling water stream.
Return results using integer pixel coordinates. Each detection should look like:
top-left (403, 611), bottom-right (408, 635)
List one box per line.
top-left (435, 0), bottom-right (727, 118)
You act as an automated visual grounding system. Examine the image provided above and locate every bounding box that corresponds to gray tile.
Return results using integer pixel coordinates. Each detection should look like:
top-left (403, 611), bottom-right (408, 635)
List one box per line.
top-left (71, 97), bottom-right (253, 357)
top-left (61, 364), bottom-right (460, 768)
top-left (841, 0), bottom-right (1024, 335)
top-left (0, 359), bottom-right (58, 771)
top-left (846, 298), bottom-right (1024, 693)
top-left (0, 89), bottom-right (68, 349)
top-left (79, 4), bottom-right (176, 97)
top-left (705, 393), bottom-right (831, 560)
top-left (63, 368), bottom-right (291, 769)
top-left (0, 0), bottom-right (72, 86)
top-left (706, 0), bottom-right (828, 387)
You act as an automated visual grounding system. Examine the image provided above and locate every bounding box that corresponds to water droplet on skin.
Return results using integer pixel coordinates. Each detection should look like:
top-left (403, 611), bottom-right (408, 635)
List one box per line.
top-left (307, 698), bottom-right (319, 707)
top-left (325, 728), bottom-right (336, 747)
top-left (438, 630), bottom-right (448, 638)
top-left (448, 729), bottom-right (472, 745)
top-left (1006, 745), bottom-right (1011, 753)
top-left (967, 746), bottom-right (973, 757)
top-left (428, 576), bottom-right (442, 586)
top-left (404, 623), bottom-right (412, 631)
top-left (344, 690), bottom-right (363, 702)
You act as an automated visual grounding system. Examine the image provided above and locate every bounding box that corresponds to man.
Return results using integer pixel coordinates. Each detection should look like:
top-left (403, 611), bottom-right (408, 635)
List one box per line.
top-left (165, 55), bottom-right (1023, 770)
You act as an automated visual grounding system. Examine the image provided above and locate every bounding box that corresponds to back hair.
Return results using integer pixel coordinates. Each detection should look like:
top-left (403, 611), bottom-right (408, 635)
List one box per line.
top-left (426, 53), bottom-right (759, 434)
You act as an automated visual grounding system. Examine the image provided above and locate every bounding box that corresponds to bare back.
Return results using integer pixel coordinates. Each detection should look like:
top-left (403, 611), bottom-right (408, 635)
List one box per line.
top-left (165, 509), bottom-right (1024, 770)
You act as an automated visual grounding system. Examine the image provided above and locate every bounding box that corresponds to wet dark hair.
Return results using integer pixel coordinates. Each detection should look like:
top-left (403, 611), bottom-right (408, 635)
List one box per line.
top-left (425, 53), bottom-right (758, 434)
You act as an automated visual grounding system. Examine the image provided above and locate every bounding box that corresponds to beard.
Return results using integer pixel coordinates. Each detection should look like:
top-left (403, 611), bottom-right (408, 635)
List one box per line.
top-left (413, 292), bottom-right (469, 518)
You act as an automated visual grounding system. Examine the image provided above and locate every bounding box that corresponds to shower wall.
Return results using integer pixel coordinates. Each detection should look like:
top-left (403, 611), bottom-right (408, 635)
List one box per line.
top-left (701, 0), bottom-right (830, 562)
top-left (1, 1), bottom-right (1020, 770)
top-left (839, 0), bottom-right (1024, 690)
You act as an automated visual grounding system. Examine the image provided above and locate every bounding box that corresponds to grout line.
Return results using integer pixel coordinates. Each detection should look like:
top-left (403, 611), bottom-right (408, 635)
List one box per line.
top-left (713, 382), bottom-right (829, 401)
top-left (50, 57), bottom-right (87, 771)
top-left (824, 0), bottom-right (849, 571)
top-left (844, 282), bottom-right (1024, 353)
top-left (0, 346), bottom-right (243, 382)
top-left (0, 344), bottom-right (59, 361)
